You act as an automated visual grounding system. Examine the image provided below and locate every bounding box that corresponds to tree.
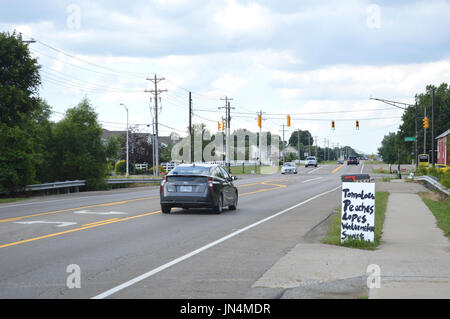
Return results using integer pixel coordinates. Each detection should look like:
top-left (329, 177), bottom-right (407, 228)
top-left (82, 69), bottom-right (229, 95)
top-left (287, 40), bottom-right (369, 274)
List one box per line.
top-left (119, 126), bottom-right (154, 173)
top-left (397, 83), bottom-right (450, 163)
top-left (44, 98), bottom-right (109, 190)
top-left (0, 31), bottom-right (47, 193)
top-left (288, 130), bottom-right (314, 148)
top-left (378, 132), bottom-right (398, 164)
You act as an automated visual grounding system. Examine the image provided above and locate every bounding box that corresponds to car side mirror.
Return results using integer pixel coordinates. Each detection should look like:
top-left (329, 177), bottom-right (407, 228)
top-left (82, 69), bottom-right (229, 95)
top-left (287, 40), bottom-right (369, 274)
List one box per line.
top-left (230, 176), bottom-right (238, 181)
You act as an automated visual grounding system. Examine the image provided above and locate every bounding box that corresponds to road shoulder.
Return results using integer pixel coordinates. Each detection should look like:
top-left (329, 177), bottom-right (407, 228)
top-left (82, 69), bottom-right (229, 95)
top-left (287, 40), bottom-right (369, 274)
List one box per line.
top-left (252, 180), bottom-right (450, 299)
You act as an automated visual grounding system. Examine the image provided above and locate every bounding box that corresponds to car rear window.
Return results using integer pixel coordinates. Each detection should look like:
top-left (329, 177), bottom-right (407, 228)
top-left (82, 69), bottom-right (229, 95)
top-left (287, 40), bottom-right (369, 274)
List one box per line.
top-left (170, 166), bottom-right (211, 175)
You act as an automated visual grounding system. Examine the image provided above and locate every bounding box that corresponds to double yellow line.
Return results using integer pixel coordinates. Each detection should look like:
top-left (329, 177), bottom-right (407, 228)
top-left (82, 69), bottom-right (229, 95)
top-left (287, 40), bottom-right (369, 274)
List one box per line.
top-left (0, 211), bottom-right (161, 249)
top-left (0, 196), bottom-right (158, 224)
top-left (0, 177), bottom-right (290, 249)
top-left (332, 164), bottom-right (345, 174)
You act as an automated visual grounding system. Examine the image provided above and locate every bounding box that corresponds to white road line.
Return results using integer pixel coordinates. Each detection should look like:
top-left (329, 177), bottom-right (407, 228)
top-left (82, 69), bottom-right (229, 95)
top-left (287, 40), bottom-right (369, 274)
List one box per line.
top-left (307, 167), bottom-right (322, 174)
top-left (360, 163), bottom-right (365, 174)
top-left (14, 221), bottom-right (77, 228)
top-left (302, 177), bottom-right (323, 183)
top-left (91, 185), bottom-right (342, 299)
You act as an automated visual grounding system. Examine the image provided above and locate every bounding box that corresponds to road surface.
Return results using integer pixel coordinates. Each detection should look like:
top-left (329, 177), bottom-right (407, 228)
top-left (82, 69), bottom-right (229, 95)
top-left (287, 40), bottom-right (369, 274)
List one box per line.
top-left (0, 163), bottom-right (369, 298)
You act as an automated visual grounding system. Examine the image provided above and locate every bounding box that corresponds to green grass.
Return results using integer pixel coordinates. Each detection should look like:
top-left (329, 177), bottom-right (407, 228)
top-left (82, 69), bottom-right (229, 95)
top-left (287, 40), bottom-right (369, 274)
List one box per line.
top-left (0, 197), bottom-right (27, 204)
top-left (230, 165), bottom-right (262, 175)
top-left (421, 196), bottom-right (450, 238)
top-left (322, 192), bottom-right (390, 250)
top-left (372, 168), bottom-right (391, 174)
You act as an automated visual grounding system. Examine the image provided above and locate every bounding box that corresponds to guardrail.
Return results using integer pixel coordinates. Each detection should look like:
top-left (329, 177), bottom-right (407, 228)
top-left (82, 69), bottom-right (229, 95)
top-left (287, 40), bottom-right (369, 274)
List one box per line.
top-left (105, 178), bottom-right (162, 185)
top-left (24, 180), bottom-right (86, 192)
top-left (414, 176), bottom-right (449, 195)
top-left (1, 178), bottom-right (163, 195)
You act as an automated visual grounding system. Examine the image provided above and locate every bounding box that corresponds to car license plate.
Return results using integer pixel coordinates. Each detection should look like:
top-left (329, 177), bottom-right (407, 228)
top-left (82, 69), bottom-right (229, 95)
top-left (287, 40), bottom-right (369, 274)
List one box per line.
top-left (179, 186), bottom-right (192, 192)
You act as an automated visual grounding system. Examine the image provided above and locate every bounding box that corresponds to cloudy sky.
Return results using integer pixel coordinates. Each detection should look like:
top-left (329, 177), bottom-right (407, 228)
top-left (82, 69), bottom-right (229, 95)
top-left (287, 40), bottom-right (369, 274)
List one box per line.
top-left (2, 0), bottom-right (450, 154)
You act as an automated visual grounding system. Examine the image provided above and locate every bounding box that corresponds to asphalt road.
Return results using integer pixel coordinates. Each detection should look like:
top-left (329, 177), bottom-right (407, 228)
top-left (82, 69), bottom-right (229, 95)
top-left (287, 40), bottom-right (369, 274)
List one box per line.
top-left (0, 163), bottom-right (369, 299)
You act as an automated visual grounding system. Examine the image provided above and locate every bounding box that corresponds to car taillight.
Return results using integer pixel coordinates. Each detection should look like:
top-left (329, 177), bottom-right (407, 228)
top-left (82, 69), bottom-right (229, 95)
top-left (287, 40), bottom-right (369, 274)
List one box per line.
top-left (208, 176), bottom-right (214, 193)
top-left (160, 176), bottom-right (166, 193)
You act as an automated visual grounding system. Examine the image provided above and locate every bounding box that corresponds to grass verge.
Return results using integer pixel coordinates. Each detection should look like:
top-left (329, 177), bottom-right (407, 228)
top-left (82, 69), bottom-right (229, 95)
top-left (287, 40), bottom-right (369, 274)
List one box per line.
top-left (0, 197), bottom-right (27, 204)
top-left (322, 192), bottom-right (389, 250)
top-left (230, 165), bottom-right (261, 175)
top-left (419, 192), bottom-right (449, 238)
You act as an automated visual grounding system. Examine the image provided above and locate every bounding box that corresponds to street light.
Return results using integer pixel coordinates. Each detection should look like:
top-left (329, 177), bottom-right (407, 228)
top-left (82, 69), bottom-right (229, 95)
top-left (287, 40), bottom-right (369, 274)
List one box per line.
top-left (120, 103), bottom-right (129, 177)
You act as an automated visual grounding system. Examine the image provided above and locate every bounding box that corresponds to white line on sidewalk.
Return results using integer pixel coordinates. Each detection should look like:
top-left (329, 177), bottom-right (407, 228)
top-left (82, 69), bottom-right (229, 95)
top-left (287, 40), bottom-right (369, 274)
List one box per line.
top-left (91, 185), bottom-right (342, 299)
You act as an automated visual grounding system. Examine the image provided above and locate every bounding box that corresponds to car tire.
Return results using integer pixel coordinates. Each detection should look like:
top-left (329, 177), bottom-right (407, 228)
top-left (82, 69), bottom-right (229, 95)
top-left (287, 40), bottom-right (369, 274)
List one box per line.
top-left (229, 193), bottom-right (238, 211)
top-left (212, 194), bottom-right (223, 214)
top-left (161, 205), bottom-right (171, 214)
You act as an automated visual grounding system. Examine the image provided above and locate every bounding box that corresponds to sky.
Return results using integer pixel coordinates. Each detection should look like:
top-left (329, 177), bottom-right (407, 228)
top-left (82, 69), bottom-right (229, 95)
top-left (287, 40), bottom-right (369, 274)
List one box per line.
top-left (2, 0), bottom-right (450, 154)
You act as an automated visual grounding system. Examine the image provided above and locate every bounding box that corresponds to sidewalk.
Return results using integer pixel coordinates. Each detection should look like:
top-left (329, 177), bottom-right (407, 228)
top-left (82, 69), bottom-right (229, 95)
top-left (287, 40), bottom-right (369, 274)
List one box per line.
top-left (252, 181), bottom-right (450, 298)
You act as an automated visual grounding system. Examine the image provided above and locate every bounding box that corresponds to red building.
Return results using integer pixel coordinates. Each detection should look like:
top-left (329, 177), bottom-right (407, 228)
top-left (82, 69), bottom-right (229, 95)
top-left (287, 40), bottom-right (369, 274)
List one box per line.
top-left (436, 129), bottom-right (450, 166)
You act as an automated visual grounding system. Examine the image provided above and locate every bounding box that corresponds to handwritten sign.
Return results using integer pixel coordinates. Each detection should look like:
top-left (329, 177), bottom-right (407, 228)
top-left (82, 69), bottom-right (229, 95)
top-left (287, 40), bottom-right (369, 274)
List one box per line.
top-left (341, 182), bottom-right (375, 243)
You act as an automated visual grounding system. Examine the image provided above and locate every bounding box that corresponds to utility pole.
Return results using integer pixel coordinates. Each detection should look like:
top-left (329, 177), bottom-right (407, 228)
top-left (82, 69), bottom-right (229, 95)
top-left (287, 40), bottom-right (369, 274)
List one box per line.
top-left (145, 75), bottom-right (167, 176)
top-left (219, 97), bottom-right (234, 172)
top-left (189, 92), bottom-right (193, 164)
top-left (423, 105), bottom-right (427, 156)
top-left (315, 136), bottom-right (318, 158)
top-left (415, 101), bottom-right (418, 168)
top-left (431, 88), bottom-right (435, 167)
top-left (279, 124), bottom-right (286, 164)
top-left (120, 104), bottom-right (129, 177)
top-left (19, 33), bottom-right (36, 45)
top-left (308, 133), bottom-right (311, 156)
top-left (257, 110), bottom-right (265, 166)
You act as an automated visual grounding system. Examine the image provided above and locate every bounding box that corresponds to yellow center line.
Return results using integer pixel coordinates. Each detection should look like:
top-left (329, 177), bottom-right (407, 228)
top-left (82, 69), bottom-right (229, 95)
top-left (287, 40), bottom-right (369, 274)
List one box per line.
top-left (0, 177), bottom-right (292, 249)
top-left (82, 218), bottom-right (120, 227)
top-left (0, 211), bottom-right (161, 249)
top-left (0, 196), bottom-right (159, 224)
top-left (332, 164), bottom-right (345, 174)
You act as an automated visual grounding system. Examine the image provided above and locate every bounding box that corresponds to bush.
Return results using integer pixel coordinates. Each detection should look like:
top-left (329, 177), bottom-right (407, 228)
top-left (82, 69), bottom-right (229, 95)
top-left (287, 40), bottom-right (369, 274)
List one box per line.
top-left (415, 167), bottom-right (428, 176)
top-left (149, 165), bottom-right (165, 175)
top-left (115, 160), bottom-right (126, 175)
top-left (440, 171), bottom-right (450, 188)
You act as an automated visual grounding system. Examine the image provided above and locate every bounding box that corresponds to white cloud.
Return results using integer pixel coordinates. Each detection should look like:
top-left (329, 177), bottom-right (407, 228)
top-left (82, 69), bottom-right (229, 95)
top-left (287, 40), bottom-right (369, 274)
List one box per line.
top-left (212, 0), bottom-right (274, 39)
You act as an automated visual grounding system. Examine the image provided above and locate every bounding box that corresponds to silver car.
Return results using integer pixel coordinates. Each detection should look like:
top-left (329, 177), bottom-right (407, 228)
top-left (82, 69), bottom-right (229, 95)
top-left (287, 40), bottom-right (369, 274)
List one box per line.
top-left (305, 156), bottom-right (318, 167)
top-left (281, 162), bottom-right (298, 174)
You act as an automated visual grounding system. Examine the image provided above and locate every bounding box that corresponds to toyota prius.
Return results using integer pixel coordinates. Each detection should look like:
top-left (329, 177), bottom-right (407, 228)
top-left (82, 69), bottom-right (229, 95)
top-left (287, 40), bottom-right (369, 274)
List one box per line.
top-left (160, 164), bottom-right (238, 214)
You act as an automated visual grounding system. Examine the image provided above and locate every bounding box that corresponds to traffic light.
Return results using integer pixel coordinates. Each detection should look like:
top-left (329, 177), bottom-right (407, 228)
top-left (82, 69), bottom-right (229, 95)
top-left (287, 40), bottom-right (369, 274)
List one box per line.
top-left (222, 120), bottom-right (226, 132)
top-left (257, 115), bottom-right (262, 128)
top-left (287, 115), bottom-right (291, 127)
top-left (218, 122), bottom-right (222, 132)
top-left (423, 117), bottom-right (429, 129)
top-left (356, 120), bottom-right (360, 130)
top-left (331, 121), bottom-right (335, 130)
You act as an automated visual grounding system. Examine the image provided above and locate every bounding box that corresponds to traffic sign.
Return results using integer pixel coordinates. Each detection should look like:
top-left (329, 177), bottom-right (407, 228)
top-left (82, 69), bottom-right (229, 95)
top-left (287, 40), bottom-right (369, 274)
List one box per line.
top-left (404, 137), bottom-right (416, 142)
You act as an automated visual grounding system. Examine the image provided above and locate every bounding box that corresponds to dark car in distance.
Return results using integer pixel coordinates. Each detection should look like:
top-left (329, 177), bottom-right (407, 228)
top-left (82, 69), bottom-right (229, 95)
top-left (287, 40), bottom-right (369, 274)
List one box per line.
top-left (347, 156), bottom-right (359, 165)
top-left (160, 164), bottom-right (238, 214)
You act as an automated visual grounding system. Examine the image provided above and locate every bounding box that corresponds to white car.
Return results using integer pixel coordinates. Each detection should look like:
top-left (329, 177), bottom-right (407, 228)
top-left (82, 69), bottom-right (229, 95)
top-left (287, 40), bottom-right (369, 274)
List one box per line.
top-left (281, 162), bottom-right (298, 174)
top-left (305, 156), bottom-right (318, 167)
